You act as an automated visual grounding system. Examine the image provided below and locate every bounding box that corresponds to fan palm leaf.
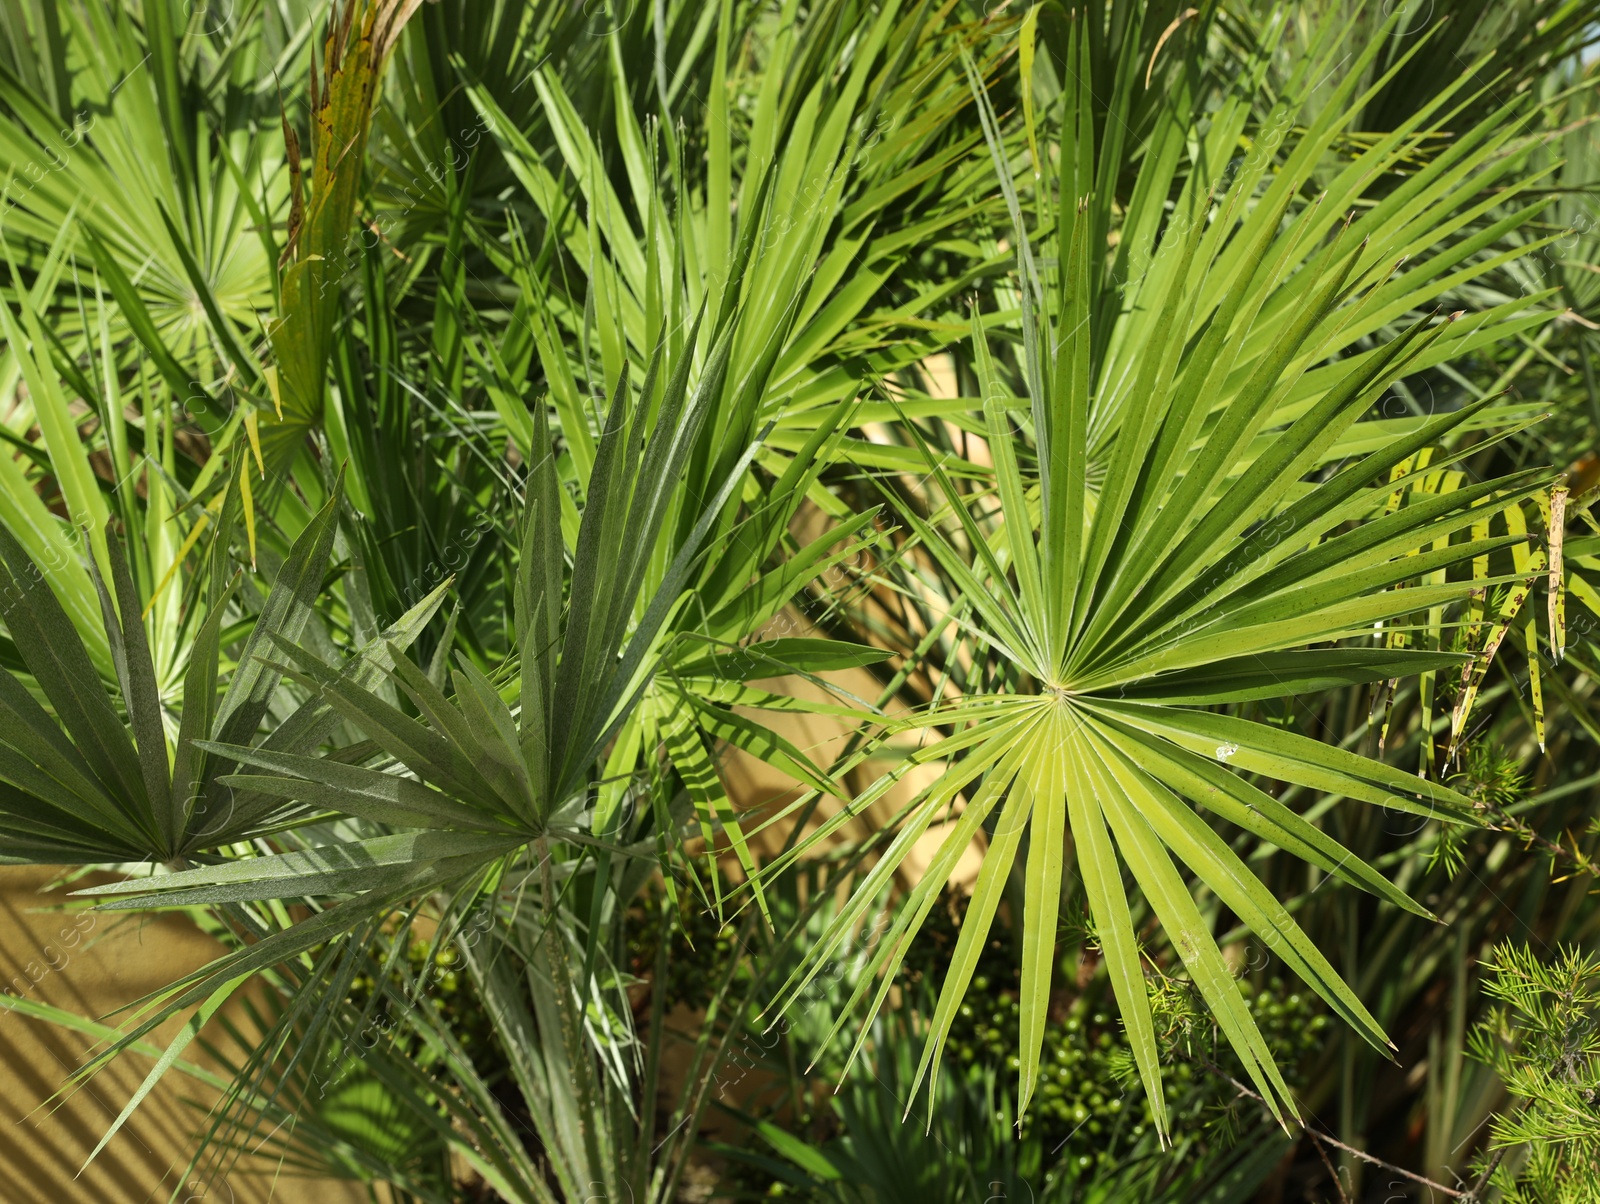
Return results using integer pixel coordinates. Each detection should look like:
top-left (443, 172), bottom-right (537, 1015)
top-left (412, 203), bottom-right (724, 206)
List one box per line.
top-left (764, 11), bottom-right (1564, 1133)
top-left (0, 474), bottom-right (448, 864)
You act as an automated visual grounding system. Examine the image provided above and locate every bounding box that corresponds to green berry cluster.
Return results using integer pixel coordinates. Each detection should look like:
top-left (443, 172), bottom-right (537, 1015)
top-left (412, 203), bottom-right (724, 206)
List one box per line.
top-left (344, 939), bottom-right (500, 1064)
top-left (902, 892), bottom-right (1330, 1172)
top-left (625, 873), bottom-right (745, 1013)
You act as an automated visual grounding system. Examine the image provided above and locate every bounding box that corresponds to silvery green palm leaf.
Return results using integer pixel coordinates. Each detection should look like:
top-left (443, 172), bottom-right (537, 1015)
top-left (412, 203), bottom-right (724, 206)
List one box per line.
top-left (0, 476), bottom-right (447, 864)
top-left (63, 297), bottom-right (788, 1016)
top-left (60, 324), bottom-right (860, 1197)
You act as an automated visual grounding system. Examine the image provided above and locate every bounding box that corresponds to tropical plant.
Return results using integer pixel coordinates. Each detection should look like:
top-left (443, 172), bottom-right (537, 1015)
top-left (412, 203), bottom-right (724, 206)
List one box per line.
top-left (763, 2), bottom-right (1571, 1134)
top-left (1, 1), bottom-right (1599, 1201)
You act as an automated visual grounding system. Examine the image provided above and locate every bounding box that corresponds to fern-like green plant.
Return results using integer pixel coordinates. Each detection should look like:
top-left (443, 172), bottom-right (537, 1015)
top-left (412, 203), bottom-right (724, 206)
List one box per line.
top-left (1467, 943), bottom-right (1600, 1204)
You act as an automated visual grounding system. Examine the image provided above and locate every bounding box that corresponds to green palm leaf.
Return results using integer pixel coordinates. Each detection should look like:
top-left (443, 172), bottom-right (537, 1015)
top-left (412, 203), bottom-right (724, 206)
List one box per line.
top-left (0, 476), bottom-right (448, 863)
top-left (771, 14), bottom-right (1560, 1133)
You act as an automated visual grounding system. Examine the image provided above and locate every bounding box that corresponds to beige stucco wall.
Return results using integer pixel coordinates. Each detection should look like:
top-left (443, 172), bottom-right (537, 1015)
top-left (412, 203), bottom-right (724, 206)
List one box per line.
top-left (0, 865), bottom-right (370, 1203)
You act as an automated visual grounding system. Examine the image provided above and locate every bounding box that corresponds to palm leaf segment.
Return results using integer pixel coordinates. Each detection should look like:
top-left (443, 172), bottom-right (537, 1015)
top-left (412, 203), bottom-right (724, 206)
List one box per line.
top-left (0, 476), bottom-right (447, 864)
top-left (768, 11), bottom-right (1557, 1134)
top-left (461, 0), bottom-right (1007, 486)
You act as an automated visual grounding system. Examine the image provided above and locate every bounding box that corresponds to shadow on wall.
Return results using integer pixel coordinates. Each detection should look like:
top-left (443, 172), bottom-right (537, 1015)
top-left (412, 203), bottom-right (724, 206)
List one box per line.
top-left (0, 864), bottom-right (369, 1204)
